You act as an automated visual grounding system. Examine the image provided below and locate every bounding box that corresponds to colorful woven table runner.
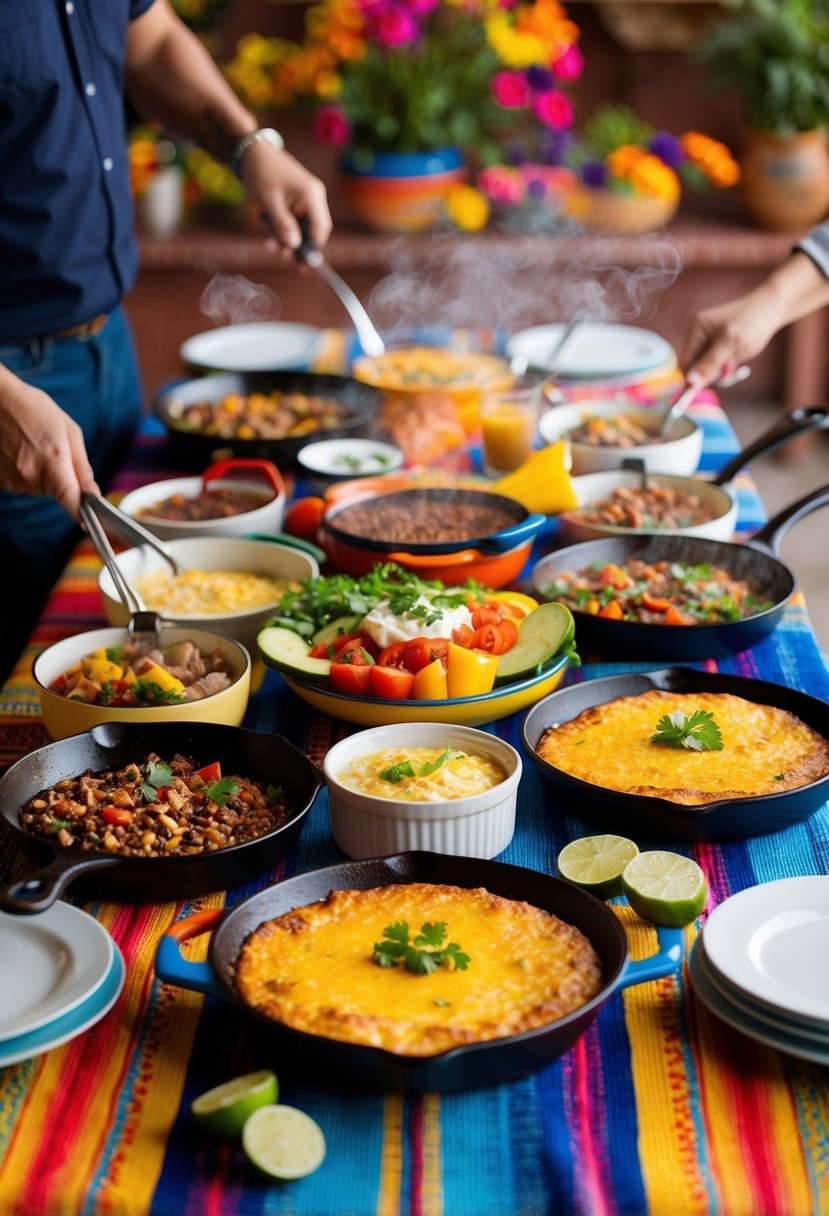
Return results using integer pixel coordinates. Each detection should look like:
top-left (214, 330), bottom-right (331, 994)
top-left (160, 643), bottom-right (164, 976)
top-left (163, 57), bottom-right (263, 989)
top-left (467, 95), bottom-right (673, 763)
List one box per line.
top-left (1, 335), bottom-right (828, 1216)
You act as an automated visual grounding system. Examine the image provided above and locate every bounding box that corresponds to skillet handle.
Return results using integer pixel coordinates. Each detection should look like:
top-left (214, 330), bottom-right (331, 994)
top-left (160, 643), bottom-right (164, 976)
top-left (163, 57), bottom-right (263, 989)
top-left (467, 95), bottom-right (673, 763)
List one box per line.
top-left (474, 514), bottom-right (547, 554)
top-left (0, 853), bottom-right (121, 916)
top-left (616, 925), bottom-right (684, 989)
top-left (155, 907), bottom-right (226, 999)
top-left (712, 406), bottom-right (829, 487)
top-left (746, 483), bottom-right (829, 557)
top-left (203, 458), bottom-right (285, 497)
top-left (244, 531), bottom-right (327, 565)
top-left (387, 549), bottom-right (479, 567)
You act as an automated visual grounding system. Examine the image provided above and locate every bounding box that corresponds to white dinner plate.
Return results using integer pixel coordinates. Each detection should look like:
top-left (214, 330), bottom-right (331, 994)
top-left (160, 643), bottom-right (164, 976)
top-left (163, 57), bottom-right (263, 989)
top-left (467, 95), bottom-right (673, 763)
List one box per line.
top-left (0, 945), bottom-right (125, 1069)
top-left (688, 937), bottom-right (829, 1067)
top-left (702, 877), bottom-right (829, 1026)
top-left (695, 938), bottom-right (829, 1045)
top-left (179, 322), bottom-right (324, 373)
top-left (0, 904), bottom-right (113, 1042)
top-left (505, 323), bottom-right (676, 381)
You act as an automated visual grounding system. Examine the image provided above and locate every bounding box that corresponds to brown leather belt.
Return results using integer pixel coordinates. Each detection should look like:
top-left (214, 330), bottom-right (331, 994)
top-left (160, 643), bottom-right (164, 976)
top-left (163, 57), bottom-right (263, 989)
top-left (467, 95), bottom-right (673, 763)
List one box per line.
top-left (0, 313), bottom-right (109, 343)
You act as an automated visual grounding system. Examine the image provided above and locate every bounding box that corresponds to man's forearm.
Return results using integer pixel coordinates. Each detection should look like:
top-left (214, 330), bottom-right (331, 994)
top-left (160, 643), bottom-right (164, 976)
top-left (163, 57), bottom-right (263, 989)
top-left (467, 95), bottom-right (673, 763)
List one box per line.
top-left (125, 2), bottom-right (257, 163)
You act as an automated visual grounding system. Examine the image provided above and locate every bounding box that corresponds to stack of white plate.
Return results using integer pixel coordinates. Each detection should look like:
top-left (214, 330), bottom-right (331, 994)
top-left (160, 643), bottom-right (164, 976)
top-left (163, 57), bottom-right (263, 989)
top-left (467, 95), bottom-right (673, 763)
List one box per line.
top-left (505, 322), bottom-right (676, 386)
top-left (0, 903), bottom-right (125, 1067)
top-left (689, 876), bottom-right (829, 1065)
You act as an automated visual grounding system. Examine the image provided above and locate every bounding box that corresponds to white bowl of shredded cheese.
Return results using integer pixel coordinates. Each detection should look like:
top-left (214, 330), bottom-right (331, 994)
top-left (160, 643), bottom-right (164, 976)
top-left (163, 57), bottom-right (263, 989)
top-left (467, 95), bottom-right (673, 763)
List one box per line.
top-left (323, 722), bottom-right (521, 860)
top-left (98, 536), bottom-right (319, 653)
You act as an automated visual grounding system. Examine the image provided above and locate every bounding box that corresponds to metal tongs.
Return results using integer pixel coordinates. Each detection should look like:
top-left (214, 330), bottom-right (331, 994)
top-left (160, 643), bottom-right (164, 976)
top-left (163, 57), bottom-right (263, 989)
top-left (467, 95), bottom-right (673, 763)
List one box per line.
top-left (660, 364), bottom-right (753, 437)
top-left (294, 221), bottom-right (385, 357)
top-left (79, 492), bottom-right (179, 649)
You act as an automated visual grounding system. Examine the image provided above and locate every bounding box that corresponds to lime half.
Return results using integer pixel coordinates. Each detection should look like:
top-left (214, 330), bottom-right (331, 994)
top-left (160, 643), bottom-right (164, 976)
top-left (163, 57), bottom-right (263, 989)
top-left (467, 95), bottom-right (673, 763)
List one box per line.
top-left (557, 834), bottom-right (640, 899)
top-left (191, 1070), bottom-right (278, 1139)
top-left (242, 1104), bottom-right (326, 1180)
top-left (622, 851), bottom-right (708, 927)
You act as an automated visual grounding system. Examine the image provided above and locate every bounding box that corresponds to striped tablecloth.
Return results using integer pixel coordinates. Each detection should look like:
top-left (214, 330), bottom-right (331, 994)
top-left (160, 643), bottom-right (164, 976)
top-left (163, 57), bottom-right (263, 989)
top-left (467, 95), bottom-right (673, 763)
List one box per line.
top-left (1, 343), bottom-right (828, 1216)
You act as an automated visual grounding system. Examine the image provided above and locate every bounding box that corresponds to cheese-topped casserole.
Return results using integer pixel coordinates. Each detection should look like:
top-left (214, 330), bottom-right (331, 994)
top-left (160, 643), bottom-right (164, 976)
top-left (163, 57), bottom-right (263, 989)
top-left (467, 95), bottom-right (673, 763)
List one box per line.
top-left (334, 747), bottom-right (506, 801)
top-left (536, 690), bottom-right (829, 805)
top-left (235, 883), bottom-right (603, 1055)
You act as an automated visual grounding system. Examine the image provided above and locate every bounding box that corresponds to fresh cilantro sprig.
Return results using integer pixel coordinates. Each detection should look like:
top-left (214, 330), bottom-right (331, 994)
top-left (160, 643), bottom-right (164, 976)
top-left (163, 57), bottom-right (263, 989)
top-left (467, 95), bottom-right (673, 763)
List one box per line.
top-left (651, 710), bottom-right (724, 752)
top-left (139, 760), bottom-right (174, 802)
top-left (373, 921), bottom-right (471, 974)
top-left (131, 679), bottom-right (187, 707)
top-left (205, 777), bottom-right (240, 807)
top-left (379, 748), bottom-right (466, 784)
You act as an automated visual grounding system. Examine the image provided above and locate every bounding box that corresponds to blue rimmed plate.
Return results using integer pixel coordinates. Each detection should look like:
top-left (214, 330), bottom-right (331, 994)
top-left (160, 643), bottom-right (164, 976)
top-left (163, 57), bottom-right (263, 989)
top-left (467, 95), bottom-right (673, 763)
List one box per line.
top-left (0, 945), bottom-right (125, 1069)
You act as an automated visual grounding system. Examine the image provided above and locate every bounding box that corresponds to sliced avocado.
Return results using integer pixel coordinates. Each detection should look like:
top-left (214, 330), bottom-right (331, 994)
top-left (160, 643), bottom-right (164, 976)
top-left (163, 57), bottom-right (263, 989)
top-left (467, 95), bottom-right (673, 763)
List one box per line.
top-left (494, 602), bottom-right (576, 685)
top-left (257, 626), bottom-right (332, 683)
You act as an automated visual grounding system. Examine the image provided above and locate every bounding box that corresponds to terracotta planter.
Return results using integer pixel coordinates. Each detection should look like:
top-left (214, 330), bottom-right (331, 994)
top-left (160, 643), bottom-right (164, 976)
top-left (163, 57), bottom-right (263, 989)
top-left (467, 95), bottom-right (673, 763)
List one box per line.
top-left (563, 186), bottom-right (679, 235)
top-left (739, 128), bottom-right (829, 232)
top-left (339, 147), bottom-right (467, 234)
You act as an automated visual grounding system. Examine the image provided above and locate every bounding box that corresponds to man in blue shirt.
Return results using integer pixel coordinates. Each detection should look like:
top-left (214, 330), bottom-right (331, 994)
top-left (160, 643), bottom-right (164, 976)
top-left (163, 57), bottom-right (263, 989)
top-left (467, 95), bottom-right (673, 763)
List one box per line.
top-left (0, 0), bottom-right (331, 678)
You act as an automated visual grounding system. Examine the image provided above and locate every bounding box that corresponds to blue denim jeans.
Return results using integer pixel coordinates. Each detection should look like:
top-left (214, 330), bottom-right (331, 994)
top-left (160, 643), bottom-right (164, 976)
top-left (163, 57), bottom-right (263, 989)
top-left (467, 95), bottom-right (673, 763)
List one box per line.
top-left (0, 306), bottom-right (142, 680)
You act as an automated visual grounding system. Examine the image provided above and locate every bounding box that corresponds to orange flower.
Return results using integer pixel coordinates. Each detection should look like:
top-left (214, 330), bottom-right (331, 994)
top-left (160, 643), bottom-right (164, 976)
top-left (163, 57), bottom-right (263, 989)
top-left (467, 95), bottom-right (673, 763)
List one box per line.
top-left (629, 155), bottom-right (680, 201)
top-left (606, 144), bottom-right (645, 178)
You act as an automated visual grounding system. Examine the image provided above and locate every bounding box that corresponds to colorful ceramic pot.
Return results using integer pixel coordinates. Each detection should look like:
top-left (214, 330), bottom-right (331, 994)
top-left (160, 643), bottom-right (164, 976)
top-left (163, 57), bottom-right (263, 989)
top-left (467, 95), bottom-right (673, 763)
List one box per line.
top-left (739, 128), bottom-right (829, 232)
top-left (564, 186), bottom-right (679, 234)
top-left (339, 147), bottom-right (467, 233)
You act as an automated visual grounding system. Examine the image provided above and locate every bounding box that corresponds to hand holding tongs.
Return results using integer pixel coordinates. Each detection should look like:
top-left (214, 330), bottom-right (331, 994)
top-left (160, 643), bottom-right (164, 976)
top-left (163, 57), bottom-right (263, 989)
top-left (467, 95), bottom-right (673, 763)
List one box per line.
top-left (79, 492), bottom-right (178, 648)
top-left (660, 364), bottom-right (752, 437)
top-left (294, 221), bottom-right (385, 357)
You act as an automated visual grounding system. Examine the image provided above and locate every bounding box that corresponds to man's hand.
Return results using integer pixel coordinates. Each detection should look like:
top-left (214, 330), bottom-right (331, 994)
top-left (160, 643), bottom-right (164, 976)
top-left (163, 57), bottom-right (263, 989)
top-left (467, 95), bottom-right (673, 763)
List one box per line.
top-left (0, 373), bottom-right (98, 518)
top-left (680, 289), bottom-right (780, 390)
top-left (242, 142), bottom-right (332, 255)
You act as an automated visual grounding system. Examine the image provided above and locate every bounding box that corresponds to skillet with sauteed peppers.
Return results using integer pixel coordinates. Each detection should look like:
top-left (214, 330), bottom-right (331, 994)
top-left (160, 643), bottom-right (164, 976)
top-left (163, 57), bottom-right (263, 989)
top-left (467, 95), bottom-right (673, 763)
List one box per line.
top-left (20, 753), bottom-right (289, 858)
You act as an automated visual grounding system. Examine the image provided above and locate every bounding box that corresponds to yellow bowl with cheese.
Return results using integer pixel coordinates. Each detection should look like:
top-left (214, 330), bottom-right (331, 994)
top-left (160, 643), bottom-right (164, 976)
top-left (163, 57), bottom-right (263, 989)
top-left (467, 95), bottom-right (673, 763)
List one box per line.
top-left (323, 722), bottom-right (521, 859)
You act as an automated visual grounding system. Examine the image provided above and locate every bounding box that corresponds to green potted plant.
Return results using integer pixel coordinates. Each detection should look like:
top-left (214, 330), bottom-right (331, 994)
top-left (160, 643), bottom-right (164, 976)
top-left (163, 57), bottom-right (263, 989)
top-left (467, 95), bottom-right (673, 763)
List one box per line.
top-left (695, 0), bottom-right (829, 230)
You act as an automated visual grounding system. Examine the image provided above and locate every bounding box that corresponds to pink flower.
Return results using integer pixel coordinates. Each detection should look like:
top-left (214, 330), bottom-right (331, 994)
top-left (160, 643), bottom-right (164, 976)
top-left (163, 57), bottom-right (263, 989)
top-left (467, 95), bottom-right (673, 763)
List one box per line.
top-left (491, 70), bottom-right (531, 109)
top-left (401, 0), bottom-right (438, 14)
top-left (366, 2), bottom-right (420, 47)
top-left (312, 104), bottom-right (351, 147)
top-left (552, 44), bottom-right (584, 82)
top-left (533, 89), bottom-right (575, 129)
top-left (477, 164), bottom-right (526, 205)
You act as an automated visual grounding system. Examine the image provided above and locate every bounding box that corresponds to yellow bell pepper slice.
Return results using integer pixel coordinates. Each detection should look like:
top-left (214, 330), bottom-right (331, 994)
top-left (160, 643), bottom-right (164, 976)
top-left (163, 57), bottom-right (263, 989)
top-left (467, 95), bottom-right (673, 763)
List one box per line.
top-left (484, 590), bottom-right (539, 620)
top-left (138, 664), bottom-right (186, 695)
top-left (412, 657), bottom-right (448, 701)
top-left (82, 658), bottom-right (124, 683)
top-left (490, 440), bottom-right (577, 514)
top-left (446, 643), bottom-right (499, 698)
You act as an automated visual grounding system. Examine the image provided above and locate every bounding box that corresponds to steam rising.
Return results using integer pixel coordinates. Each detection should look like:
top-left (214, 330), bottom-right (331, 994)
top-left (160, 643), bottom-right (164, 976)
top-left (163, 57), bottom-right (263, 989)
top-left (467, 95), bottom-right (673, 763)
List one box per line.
top-left (199, 271), bottom-right (282, 326)
top-left (368, 229), bottom-right (683, 340)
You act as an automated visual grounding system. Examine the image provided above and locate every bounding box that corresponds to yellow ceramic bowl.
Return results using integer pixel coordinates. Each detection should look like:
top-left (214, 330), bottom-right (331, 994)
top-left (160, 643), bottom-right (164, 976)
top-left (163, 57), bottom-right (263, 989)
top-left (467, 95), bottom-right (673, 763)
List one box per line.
top-left (34, 626), bottom-right (251, 740)
top-left (279, 655), bottom-right (568, 728)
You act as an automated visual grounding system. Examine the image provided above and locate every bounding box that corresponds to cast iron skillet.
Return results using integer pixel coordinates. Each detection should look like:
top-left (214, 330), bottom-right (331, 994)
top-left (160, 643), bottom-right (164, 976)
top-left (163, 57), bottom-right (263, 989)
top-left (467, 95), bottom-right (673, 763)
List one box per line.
top-left (323, 487), bottom-right (546, 555)
top-left (531, 484), bottom-right (829, 660)
top-left (522, 667), bottom-right (829, 842)
top-left (0, 722), bottom-right (321, 915)
top-left (155, 371), bottom-right (382, 468)
top-left (155, 851), bottom-right (683, 1092)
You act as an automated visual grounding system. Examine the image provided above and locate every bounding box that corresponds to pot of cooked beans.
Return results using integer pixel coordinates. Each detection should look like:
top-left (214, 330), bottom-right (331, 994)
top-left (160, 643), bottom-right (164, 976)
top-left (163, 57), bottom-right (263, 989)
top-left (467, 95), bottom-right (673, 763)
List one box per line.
top-left (559, 406), bottom-right (829, 543)
top-left (531, 483), bottom-right (829, 661)
top-left (0, 721), bottom-right (322, 915)
top-left (154, 371), bottom-right (382, 467)
top-left (320, 487), bottom-right (546, 588)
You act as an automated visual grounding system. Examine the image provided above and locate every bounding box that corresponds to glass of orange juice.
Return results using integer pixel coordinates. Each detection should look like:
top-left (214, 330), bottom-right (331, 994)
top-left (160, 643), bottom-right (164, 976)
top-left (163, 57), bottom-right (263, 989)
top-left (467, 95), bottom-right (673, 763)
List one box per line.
top-left (480, 377), bottom-right (543, 477)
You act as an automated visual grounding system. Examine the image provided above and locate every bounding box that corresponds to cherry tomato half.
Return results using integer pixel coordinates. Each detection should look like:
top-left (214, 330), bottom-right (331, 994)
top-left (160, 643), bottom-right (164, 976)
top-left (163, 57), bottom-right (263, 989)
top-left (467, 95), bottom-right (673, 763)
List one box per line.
top-left (329, 661), bottom-right (373, 696)
top-left (370, 665), bottom-right (415, 700)
top-left (471, 606), bottom-right (502, 629)
top-left (376, 642), bottom-right (408, 669)
top-left (195, 761), bottom-right (221, 784)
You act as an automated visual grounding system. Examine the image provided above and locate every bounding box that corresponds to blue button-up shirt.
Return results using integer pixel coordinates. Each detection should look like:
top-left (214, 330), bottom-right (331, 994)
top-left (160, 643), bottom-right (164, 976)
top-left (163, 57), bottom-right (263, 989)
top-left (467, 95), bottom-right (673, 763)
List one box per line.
top-left (0, 0), bottom-right (154, 336)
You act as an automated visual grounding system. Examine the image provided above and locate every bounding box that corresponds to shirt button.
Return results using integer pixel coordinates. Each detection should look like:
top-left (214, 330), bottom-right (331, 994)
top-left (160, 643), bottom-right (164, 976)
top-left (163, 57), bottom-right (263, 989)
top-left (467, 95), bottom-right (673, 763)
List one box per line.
top-left (85, 82), bottom-right (96, 97)
top-left (66, 1), bottom-right (74, 11)
top-left (103, 157), bottom-right (113, 172)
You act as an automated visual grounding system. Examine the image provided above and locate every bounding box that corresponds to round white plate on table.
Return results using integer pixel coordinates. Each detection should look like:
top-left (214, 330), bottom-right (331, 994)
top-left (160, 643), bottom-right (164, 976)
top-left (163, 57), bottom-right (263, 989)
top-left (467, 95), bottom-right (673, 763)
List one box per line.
top-left (179, 322), bottom-right (324, 372)
top-left (0, 903), bottom-right (113, 1041)
top-left (0, 946), bottom-right (125, 1069)
top-left (505, 323), bottom-right (676, 380)
top-left (702, 877), bottom-right (829, 1026)
top-left (688, 937), bottom-right (829, 1067)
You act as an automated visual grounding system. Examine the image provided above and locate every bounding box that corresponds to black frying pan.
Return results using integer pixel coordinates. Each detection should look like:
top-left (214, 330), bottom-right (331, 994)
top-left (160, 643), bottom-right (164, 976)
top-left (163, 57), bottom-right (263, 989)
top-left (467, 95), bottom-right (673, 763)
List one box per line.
top-left (531, 484), bottom-right (829, 660)
top-left (0, 722), bottom-right (321, 915)
top-left (522, 666), bottom-right (829, 841)
top-left (155, 851), bottom-right (683, 1092)
top-left (155, 371), bottom-right (382, 468)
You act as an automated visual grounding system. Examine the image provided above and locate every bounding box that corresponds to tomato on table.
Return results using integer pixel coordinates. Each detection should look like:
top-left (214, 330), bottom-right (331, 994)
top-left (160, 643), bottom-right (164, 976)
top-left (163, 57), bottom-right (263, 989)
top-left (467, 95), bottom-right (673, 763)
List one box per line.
top-left (283, 497), bottom-right (325, 544)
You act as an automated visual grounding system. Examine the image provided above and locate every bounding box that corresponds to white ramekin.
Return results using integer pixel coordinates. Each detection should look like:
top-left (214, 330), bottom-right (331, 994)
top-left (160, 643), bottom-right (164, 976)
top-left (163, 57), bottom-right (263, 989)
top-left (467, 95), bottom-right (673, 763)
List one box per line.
top-left (322, 722), bottom-right (521, 860)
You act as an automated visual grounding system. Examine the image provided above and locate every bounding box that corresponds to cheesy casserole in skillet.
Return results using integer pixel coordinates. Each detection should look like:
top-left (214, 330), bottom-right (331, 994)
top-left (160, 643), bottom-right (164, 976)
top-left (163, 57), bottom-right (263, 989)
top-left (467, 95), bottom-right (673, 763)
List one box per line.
top-left (536, 690), bottom-right (829, 805)
top-left (234, 883), bottom-right (602, 1055)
